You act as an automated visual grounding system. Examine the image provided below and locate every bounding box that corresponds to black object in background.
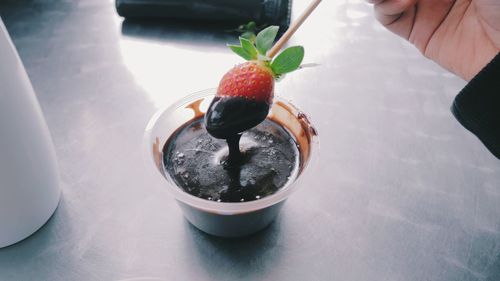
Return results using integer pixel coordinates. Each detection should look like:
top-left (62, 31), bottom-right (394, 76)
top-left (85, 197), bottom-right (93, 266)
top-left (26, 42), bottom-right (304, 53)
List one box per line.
top-left (452, 52), bottom-right (500, 159)
top-left (116, 0), bottom-right (292, 29)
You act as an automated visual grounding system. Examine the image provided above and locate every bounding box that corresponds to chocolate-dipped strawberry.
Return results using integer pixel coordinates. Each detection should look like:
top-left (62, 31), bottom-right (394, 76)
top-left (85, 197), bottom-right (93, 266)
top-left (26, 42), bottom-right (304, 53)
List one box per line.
top-left (205, 26), bottom-right (304, 161)
top-left (205, 61), bottom-right (275, 139)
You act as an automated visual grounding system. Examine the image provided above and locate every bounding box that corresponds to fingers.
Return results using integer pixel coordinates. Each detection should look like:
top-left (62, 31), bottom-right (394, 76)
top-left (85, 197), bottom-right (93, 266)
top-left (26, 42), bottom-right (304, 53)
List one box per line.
top-left (367, 0), bottom-right (418, 41)
top-left (366, 0), bottom-right (385, 4)
top-left (369, 0), bottom-right (417, 25)
top-left (375, 0), bottom-right (417, 16)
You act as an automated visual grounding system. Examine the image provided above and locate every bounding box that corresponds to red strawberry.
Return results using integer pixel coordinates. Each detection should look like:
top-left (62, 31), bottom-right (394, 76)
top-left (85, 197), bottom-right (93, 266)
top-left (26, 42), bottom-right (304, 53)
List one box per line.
top-left (217, 61), bottom-right (275, 104)
top-left (205, 61), bottom-right (275, 140)
top-left (205, 25), bottom-right (304, 143)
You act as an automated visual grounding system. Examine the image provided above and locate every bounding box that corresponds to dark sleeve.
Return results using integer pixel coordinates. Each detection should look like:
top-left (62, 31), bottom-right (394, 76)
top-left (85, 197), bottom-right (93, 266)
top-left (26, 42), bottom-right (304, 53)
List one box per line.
top-left (451, 52), bottom-right (500, 159)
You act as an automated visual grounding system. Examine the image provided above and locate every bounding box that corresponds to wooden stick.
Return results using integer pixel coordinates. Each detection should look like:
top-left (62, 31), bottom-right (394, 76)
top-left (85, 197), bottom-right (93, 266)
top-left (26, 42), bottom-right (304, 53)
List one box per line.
top-left (267, 0), bottom-right (322, 58)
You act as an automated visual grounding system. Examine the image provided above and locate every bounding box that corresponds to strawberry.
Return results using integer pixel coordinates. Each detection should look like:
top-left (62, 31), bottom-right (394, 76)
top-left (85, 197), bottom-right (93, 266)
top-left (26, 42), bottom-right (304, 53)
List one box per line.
top-left (205, 25), bottom-right (305, 140)
top-left (217, 61), bottom-right (275, 104)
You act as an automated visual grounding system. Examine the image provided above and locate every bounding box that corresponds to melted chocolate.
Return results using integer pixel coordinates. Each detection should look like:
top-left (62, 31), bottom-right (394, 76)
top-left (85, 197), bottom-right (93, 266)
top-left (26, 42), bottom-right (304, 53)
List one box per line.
top-left (205, 96), bottom-right (270, 162)
top-left (163, 118), bottom-right (299, 203)
top-left (204, 96), bottom-right (270, 138)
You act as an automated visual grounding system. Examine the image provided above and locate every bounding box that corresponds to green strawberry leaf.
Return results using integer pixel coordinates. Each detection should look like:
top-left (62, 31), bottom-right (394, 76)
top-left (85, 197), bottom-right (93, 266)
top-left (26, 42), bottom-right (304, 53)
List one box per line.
top-left (270, 46), bottom-right (305, 75)
top-left (241, 31), bottom-right (256, 43)
top-left (228, 44), bottom-right (254, 61)
top-left (239, 37), bottom-right (258, 60)
top-left (255, 26), bottom-right (279, 55)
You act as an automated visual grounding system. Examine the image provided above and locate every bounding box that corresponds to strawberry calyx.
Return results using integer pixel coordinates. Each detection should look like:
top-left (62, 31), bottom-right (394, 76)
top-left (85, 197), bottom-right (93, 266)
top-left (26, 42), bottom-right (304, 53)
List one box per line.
top-left (227, 26), bottom-right (305, 79)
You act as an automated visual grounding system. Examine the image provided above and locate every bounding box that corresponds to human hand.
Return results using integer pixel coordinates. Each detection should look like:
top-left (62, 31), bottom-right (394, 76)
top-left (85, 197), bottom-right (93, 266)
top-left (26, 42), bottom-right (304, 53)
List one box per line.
top-left (368, 0), bottom-right (500, 81)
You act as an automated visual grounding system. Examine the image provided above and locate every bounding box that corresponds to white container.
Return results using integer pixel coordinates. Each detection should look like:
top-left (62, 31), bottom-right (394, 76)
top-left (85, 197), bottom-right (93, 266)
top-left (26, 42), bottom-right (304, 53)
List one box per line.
top-left (0, 19), bottom-right (61, 248)
top-left (144, 90), bottom-right (318, 237)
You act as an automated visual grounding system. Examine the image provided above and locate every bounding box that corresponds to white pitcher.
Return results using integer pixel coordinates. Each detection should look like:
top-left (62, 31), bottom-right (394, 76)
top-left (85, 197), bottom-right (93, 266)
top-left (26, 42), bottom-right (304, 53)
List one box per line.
top-left (0, 18), bottom-right (60, 248)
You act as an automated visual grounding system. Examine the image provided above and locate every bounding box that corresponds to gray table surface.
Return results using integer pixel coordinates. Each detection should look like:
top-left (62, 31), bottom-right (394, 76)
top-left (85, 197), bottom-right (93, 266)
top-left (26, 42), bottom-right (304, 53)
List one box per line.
top-left (1, 0), bottom-right (499, 280)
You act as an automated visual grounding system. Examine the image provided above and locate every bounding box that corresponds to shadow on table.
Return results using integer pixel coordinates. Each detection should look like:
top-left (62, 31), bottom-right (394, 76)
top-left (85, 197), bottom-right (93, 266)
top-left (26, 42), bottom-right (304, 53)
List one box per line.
top-left (121, 18), bottom-right (240, 49)
top-left (0, 195), bottom-right (67, 269)
top-left (184, 217), bottom-right (284, 279)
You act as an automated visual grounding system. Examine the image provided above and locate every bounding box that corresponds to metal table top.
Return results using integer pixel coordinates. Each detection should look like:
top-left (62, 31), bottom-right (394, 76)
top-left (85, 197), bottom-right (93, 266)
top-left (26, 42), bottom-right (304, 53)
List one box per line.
top-left (1, 0), bottom-right (499, 280)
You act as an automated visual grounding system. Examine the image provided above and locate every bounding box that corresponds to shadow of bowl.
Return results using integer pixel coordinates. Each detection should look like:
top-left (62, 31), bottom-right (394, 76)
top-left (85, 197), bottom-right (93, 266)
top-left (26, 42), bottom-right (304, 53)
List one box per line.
top-left (184, 216), bottom-right (284, 280)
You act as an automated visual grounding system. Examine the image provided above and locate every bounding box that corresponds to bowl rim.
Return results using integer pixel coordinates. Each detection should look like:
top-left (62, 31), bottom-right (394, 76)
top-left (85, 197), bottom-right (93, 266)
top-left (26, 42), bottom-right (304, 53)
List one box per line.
top-left (144, 89), bottom-right (319, 215)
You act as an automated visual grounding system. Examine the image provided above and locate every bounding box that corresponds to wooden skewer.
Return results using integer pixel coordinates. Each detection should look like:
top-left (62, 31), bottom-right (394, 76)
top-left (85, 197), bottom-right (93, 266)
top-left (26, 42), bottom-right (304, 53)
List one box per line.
top-left (267, 0), bottom-right (323, 58)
